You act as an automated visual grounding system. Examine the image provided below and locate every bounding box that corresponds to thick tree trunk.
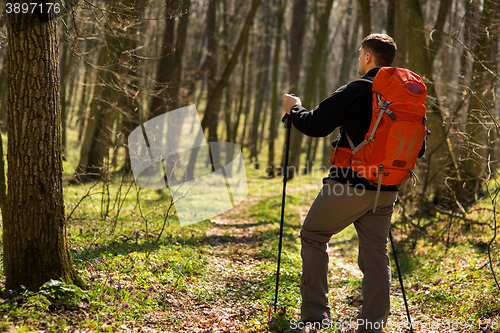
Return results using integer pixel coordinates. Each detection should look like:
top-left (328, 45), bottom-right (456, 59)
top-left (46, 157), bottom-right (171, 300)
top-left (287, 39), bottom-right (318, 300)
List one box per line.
top-left (5, 8), bottom-right (82, 292)
top-left (0, 132), bottom-right (7, 227)
top-left (0, 56), bottom-right (7, 130)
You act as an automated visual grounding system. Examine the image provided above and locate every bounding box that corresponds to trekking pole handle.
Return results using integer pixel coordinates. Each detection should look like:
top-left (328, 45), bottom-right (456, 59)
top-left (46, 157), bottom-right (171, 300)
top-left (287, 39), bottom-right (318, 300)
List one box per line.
top-left (282, 93), bottom-right (295, 129)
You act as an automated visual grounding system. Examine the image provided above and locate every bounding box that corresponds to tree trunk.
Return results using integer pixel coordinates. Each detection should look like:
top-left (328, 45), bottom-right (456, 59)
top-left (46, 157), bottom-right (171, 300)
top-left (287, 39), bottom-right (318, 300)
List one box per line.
top-left (240, 31), bottom-right (255, 149)
top-left (386, 0), bottom-right (395, 37)
top-left (75, 0), bottom-right (146, 181)
top-left (399, 0), bottom-right (458, 203)
top-left (301, 0), bottom-right (335, 174)
top-left (289, 0), bottom-right (333, 177)
top-left (286, 0), bottom-right (308, 179)
top-left (250, 3), bottom-right (274, 161)
top-left (460, 0), bottom-right (499, 205)
top-left (5, 8), bottom-right (82, 292)
top-left (391, 1), bottom-right (407, 68)
top-left (231, 33), bottom-right (249, 144)
top-left (200, 0), bottom-right (263, 132)
top-left (186, 0), bottom-right (262, 179)
top-left (148, 0), bottom-right (180, 118)
top-left (206, 0), bottom-right (220, 144)
top-left (428, 0), bottom-right (453, 64)
top-left (267, 0), bottom-right (286, 177)
top-left (359, 0), bottom-right (371, 37)
top-left (222, 0), bottom-right (233, 144)
top-left (76, 43), bottom-right (96, 144)
top-left (0, 56), bottom-right (7, 130)
top-left (119, 0), bottom-right (153, 173)
top-left (60, 35), bottom-right (74, 161)
top-left (0, 132), bottom-right (7, 227)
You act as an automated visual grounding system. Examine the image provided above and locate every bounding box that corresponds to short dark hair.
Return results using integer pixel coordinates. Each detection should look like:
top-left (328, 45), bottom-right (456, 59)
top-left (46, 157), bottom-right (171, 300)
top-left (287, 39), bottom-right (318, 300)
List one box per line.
top-left (361, 34), bottom-right (397, 67)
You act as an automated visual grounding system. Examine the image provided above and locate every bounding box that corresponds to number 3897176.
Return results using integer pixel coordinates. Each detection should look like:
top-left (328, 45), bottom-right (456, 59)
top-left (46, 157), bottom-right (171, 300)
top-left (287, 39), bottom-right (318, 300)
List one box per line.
top-left (5, 3), bottom-right (61, 14)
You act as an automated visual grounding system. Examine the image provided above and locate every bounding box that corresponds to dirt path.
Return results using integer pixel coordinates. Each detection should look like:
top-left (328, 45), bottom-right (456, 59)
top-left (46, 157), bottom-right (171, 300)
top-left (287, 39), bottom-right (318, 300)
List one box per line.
top-left (154, 192), bottom-right (380, 333)
top-left (153, 188), bottom-right (444, 333)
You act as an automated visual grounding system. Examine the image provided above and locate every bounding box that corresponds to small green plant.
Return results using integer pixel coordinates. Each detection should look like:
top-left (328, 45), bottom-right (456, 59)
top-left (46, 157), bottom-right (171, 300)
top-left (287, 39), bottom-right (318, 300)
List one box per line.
top-left (38, 279), bottom-right (87, 310)
top-left (268, 305), bottom-right (292, 332)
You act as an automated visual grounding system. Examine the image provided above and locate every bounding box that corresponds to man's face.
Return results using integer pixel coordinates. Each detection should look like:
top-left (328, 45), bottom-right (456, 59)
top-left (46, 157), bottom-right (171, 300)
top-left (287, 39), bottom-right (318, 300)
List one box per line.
top-left (358, 47), bottom-right (368, 76)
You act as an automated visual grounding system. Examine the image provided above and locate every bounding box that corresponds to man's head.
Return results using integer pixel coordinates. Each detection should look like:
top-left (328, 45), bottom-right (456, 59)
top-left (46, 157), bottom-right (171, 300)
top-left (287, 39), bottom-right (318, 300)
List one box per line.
top-left (358, 34), bottom-right (397, 76)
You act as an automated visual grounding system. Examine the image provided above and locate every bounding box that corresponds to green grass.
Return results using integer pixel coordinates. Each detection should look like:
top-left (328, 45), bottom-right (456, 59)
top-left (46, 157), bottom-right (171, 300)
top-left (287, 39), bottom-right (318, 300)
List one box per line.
top-left (0, 125), bottom-right (499, 332)
top-left (2, 170), bottom-right (499, 332)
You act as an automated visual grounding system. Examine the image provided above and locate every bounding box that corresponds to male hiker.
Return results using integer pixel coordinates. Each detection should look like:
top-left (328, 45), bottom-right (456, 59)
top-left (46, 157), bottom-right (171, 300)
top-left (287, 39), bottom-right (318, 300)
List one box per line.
top-left (283, 34), bottom-right (425, 332)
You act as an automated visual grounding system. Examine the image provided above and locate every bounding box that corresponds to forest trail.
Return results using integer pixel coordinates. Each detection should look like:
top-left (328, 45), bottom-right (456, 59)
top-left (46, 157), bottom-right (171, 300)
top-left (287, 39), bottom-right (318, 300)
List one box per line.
top-left (154, 188), bottom-right (421, 333)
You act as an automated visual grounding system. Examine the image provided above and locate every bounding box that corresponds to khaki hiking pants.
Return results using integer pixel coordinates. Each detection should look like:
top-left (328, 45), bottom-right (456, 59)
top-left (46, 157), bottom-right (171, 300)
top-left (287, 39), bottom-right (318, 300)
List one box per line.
top-left (300, 178), bottom-right (398, 333)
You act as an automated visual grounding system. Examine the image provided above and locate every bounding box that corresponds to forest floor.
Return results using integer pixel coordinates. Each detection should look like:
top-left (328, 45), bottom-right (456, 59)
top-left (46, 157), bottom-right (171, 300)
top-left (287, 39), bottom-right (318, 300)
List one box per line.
top-left (0, 170), bottom-right (499, 332)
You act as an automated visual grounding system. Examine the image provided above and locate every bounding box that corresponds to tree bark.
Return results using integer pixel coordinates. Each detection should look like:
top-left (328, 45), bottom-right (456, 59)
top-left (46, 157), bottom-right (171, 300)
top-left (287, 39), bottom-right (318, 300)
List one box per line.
top-left (5, 7), bottom-right (82, 291)
top-left (0, 132), bottom-right (7, 228)
top-left (0, 55), bottom-right (7, 130)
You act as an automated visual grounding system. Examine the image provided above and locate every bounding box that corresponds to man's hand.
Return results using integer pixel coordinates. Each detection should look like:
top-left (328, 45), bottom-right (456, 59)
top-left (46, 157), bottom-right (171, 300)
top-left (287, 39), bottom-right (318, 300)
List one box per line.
top-left (283, 94), bottom-right (302, 114)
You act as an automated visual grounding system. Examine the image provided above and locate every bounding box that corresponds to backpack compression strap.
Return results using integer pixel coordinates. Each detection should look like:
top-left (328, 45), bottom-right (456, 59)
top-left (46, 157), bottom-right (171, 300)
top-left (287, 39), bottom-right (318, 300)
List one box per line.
top-left (351, 77), bottom-right (391, 212)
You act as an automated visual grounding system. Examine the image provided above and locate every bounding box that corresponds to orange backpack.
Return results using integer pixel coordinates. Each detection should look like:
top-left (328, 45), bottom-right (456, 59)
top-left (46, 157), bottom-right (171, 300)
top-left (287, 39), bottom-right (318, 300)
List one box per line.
top-left (330, 67), bottom-right (427, 204)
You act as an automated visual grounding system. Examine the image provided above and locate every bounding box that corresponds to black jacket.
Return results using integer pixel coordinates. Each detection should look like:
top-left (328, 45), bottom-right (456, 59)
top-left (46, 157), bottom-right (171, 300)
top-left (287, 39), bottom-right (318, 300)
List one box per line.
top-left (289, 67), bottom-right (413, 191)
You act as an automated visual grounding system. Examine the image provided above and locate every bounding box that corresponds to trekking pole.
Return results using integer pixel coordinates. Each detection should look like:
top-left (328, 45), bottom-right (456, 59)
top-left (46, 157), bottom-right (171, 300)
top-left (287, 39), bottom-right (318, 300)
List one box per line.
top-left (388, 228), bottom-right (414, 333)
top-left (273, 112), bottom-right (292, 313)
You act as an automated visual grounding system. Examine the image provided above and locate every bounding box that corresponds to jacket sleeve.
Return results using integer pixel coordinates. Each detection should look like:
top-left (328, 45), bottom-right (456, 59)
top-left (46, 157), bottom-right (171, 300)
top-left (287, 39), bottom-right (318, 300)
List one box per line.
top-left (288, 85), bottom-right (350, 137)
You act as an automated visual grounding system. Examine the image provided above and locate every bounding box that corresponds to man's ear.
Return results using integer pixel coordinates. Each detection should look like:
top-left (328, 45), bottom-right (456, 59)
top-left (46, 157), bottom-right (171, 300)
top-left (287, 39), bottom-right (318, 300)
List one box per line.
top-left (365, 52), bottom-right (372, 64)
